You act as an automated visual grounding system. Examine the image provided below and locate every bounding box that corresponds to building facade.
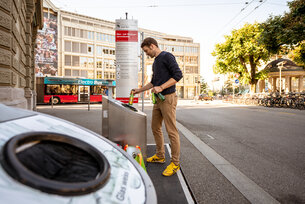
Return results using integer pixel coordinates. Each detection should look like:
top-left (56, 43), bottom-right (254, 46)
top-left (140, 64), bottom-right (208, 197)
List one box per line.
top-left (40, 0), bottom-right (200, 99)
top-left (0, 0), bottom-right (43, 109)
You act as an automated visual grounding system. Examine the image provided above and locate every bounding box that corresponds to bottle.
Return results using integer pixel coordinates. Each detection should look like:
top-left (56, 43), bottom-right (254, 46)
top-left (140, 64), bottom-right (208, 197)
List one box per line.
top-left (152, 93), bottom-right (156, 104)
top-left (157, 93), bottom-right (165, 101)
top-left (129, 90), bottom-right (134, 105)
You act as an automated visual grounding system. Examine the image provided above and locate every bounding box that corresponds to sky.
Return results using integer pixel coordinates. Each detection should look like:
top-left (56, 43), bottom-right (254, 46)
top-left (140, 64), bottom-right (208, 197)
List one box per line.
top-left (51, 0), bottom-right (292, 84)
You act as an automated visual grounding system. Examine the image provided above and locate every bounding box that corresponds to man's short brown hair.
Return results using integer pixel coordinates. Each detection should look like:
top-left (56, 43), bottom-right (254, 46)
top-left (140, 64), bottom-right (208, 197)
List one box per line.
top-left (141, 37), bottom-right (158, 48)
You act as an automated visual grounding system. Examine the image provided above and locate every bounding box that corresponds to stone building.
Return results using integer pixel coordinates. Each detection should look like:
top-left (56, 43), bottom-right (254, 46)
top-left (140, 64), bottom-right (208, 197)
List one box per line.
top-left (0, 0), bottom-right (43, 109)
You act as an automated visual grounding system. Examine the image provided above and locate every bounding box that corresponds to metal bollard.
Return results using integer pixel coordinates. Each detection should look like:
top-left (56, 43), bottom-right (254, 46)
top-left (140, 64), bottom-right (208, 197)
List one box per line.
top-left (88, 94), bottom-right (90, 111)
top-left (51, 95), bottom-right (53, 109)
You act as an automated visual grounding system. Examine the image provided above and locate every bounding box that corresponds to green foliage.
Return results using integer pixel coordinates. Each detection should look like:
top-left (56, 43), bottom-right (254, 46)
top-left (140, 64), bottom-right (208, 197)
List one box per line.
top-left (283, 0), bottom-right (305, 45)
top-left (212, 23), bottom-right (270, 90)
top-left (259, 15), bottom-right (286, 54)
top-left (223, 79), bottom-right (233, 93)
top-left (289, 41), bottom-right (305, 66)
top-left (259, 0), bottom-right (305, 54)
top-left (200, 78), bottom-right (208, 93)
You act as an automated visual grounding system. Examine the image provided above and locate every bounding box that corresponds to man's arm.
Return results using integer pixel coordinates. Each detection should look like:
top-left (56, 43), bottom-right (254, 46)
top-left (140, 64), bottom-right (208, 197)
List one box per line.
top-left (152, 53), bottom-right (183, 94)
top-left (152, 78), bottom-right (177, 93)
top-left (133, 82), bottom-right (153, 94)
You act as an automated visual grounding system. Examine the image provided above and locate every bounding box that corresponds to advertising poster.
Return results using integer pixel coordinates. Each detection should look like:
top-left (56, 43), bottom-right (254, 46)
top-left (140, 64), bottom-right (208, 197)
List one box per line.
top-left (35, 11), bottom-right (58, 77)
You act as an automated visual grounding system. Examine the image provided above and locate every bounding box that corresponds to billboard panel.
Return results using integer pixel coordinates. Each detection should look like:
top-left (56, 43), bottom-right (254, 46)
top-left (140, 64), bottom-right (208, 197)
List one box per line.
top-left (35, 11), bottom-right (58, 77)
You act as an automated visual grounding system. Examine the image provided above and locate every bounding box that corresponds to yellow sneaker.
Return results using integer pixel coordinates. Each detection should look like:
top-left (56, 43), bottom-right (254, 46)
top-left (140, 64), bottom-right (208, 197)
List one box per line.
top-left (162, 162), bottom-right (180, 176)
top-left (147, 154), bottom-right (165, 163)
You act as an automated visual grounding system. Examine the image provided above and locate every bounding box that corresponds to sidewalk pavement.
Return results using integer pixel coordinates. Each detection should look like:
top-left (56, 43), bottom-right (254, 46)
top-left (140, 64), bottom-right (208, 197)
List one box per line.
top-left (37, 101), bottom-right (250, 204)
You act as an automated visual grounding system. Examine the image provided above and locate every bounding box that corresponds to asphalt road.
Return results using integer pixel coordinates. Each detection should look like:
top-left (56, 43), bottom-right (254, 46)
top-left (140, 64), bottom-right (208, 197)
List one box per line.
top-left (176, 101), bottom-right (305, 204)
top-left (37, 101), bottom-right (305, 203)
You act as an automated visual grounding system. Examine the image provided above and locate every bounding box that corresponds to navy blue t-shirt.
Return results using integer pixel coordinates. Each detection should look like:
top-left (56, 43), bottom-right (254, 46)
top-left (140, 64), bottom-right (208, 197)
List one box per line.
top-left (150, 51), bottom-right (183, 95)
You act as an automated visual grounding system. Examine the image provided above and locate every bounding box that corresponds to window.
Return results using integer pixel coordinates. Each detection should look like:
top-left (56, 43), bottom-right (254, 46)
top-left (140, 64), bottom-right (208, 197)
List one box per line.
top-left (104, 72), bottom-right (109, 79)
top-left (72, 70), bottom-right (79, 76)
top-left (80, 57), bottom-right (87, 68)
top-left (64, 41), bottom-right (71, 52)
top-left (97, 71), bottom-right (102, 79)
top-left (75, 28), bottom-right (80, 37)
top-left (96, 59), bottom-right (103, 68)
top-left (46, 85), bottom-right (61, 95)
top-left (61, 85), bottom-right (78, 95)
top-left (88, 31), bottom-right (94, 40)
top-left (72, 56), bottom-right (79, 66)
top-left (64, 26), bottom-right (70, 36)
top-left (104, 59), bottom-right (114, 69)
top-left (96, 46), bottom-right (103, 56)
top-left (72, 42), bottom-right (79, 53)
top-left (81, 70), bottom-right (88, 78)
top-left (88, 71), bottom-right (94, 79)
top-left (65, 69), bottom-right (71, 76)
top-left (110, 72), bottom-right (115, 79)
top-left (80, 43), bottom-right (87, 54)
top-left (71, 19), bottom-right (78, 23)
top-left (109, 60), bottom-right (115, 69)
top-left (80, 29), bottom-right (87, 38)
top-left (110, 49), bottom-right (115, 55)
top-left (88, 44), bottom-right (94, 55)
top-left (88, 58), bottom-right (94, 68)
top-left (62, 17), bottom-right (70, 22)
top-left (64, 55), bottom-right (71, 66)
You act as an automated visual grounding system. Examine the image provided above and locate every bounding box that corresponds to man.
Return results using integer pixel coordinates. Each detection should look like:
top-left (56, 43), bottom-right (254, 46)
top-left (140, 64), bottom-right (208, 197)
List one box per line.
top-left (133, 37), bottom-right (183, 176)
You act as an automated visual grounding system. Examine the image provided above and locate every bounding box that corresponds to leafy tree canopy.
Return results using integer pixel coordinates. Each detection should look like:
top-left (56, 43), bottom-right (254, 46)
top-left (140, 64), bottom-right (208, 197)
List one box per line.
top-left (212, 23), bottom-right (270, 92)
top-left (259, 0), bottom-right (305, 54)
top-left (289, 41), bottom-right (305, 66)
top-left (283, 0), bottom-right (305, 45)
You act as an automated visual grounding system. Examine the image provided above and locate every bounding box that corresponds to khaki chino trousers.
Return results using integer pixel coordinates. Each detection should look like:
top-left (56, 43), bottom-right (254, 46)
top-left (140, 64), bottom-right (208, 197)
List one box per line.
top-left (151, 92), bottom-right (180, 165)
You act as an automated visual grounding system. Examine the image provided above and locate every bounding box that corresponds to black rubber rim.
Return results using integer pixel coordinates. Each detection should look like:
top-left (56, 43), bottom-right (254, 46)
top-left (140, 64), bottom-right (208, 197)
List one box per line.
top-left (0, 132), bottom-right (111, 196)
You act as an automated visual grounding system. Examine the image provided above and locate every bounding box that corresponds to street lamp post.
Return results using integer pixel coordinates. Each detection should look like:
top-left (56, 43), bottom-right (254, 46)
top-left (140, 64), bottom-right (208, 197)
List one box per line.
top-left (279, 62), bottom-right (284, 95)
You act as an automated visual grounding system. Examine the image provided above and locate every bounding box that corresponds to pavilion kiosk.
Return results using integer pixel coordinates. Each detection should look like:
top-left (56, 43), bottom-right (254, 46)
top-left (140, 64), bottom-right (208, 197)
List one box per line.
top-left (102, 96), bottom-right (147, 159)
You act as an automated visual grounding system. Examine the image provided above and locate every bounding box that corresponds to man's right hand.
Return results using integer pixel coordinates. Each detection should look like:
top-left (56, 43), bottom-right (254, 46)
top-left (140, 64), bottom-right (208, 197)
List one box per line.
top-left (132, 88), bottom-right (141, 94)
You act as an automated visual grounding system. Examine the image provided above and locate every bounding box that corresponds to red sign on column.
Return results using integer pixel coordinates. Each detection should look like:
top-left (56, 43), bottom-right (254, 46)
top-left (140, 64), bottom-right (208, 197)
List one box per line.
top-left (115, 30), bottom-right (138, 42)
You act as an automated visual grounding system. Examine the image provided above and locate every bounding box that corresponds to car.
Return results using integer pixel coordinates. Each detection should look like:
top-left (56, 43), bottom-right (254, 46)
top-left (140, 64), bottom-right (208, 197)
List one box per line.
top-left (198, 94), bottom-right (213, 101)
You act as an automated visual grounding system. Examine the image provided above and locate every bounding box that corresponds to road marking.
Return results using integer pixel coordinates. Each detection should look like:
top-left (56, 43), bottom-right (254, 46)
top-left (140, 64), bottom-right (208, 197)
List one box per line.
top-left (206, 134), bottom-right (215, 139)
top-left (147, 144), bottom-right (195, 204)
top-left (165, 144), bottom-right (195, 204)
top-left (176, 121), bottom-right (280, 204)
top-left (278, 112), bottom-right (295, 115)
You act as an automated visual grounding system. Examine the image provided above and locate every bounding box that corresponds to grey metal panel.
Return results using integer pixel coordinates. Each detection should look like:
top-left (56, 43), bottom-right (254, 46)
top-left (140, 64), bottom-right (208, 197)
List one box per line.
top-left (0, 104), bottom-right (36, 123)
top-left (102, 96), bottom-right (147, 159)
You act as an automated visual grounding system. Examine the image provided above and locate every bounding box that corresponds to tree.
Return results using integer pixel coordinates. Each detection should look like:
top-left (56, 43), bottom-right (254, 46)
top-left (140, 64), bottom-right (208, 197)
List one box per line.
top-left (289, 41), bottom-right (305, 66)
top-left (259, 15), bottom-right (287, 55)
top-left (282, 0), bottom-right (305, 45)
top-left (259, 0), bottom-right (305, 64)
top-left (212, 23), bottom-right (270, 93)
top-left (200, 78), bottom-right (208, 93)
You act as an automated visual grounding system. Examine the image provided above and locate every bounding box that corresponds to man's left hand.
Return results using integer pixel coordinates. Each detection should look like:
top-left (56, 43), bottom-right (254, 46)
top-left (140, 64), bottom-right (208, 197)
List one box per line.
top-left (152, 86), bottom-right (163, 93)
